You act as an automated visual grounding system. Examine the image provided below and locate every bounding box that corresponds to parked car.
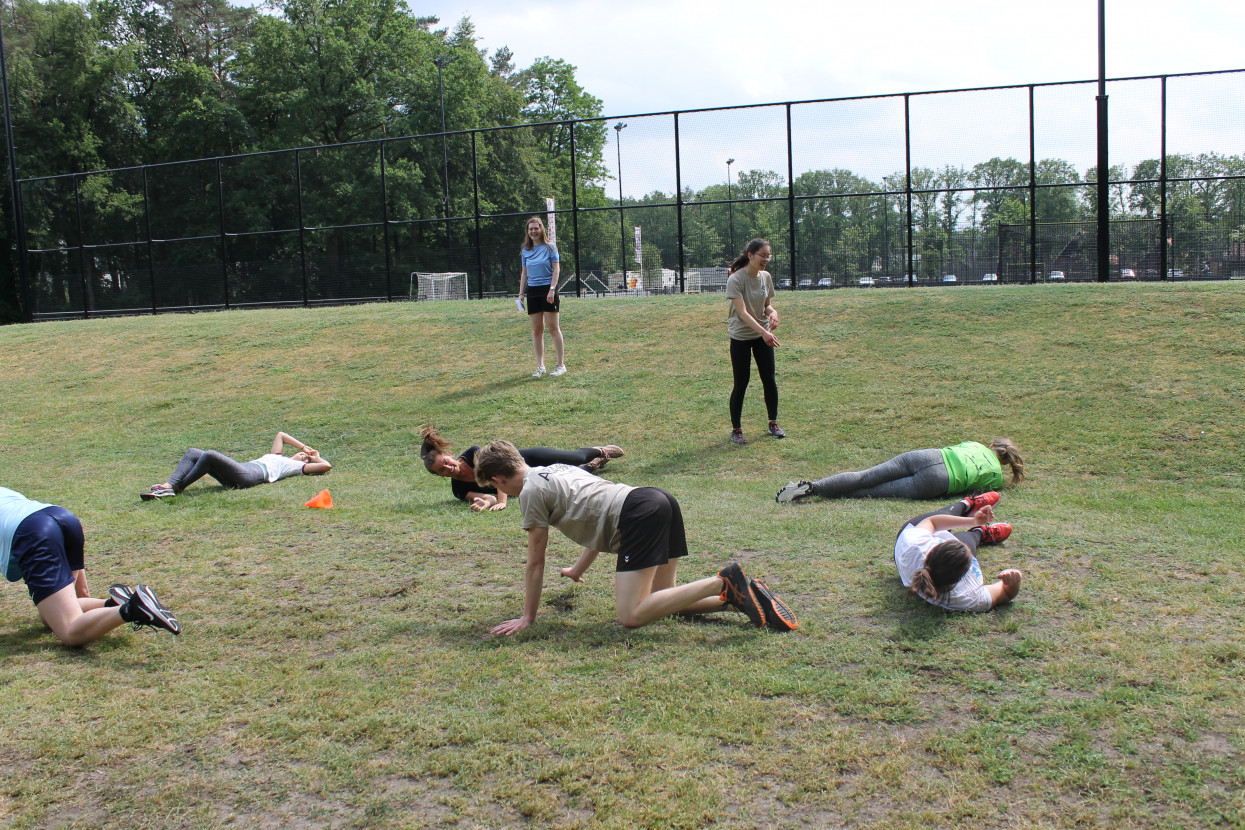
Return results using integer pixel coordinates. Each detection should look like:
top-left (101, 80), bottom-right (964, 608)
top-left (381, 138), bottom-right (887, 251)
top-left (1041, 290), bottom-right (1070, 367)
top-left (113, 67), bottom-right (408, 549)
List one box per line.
top-left (1120, 268), bottom-right (1137, 279)
top-left (857, 276), bottom-right (874, 286)
top-left (1048, 270), bottom-right (1066, 281)
top-left (941, 274), bottom-right (958, 284)
top-left (817, 277), bottom-right (833, 288)
top-left (798, 279), bottom-right (812, 289)
top-left (981, 273), bottom-right (998, 283)
top-left (1167, 268), bottom-right (1185, 279)
top-left (777, 278), bottom-right (792, 289)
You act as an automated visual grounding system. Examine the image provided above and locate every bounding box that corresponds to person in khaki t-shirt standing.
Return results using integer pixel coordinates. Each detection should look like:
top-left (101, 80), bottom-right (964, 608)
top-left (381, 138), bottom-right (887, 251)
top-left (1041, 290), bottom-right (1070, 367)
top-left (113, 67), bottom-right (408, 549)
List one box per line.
top-left (472, 441), bottom-right (799, 635)
top-left (725, 238), bottom-right (784, 445)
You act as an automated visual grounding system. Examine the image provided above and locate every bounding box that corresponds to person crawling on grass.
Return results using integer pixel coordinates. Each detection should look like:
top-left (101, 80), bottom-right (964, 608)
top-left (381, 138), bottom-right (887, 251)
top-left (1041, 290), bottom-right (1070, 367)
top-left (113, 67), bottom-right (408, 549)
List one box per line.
top-left (1, 486), bottom-right (181, 645)
top-left (418, 425), bottom-right (623, 512)
top-left (140, 431), bottom-right (331, 500)
top-left (472, 440), bottom-right (798, 635)
top-left (895, 492), bottom-right (1023, 612)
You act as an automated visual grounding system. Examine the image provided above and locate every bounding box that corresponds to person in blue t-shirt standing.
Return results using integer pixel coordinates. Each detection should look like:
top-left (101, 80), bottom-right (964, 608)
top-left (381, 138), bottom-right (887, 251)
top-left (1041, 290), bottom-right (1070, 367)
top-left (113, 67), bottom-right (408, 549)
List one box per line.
top-left (1, 486), bottom-right (181, 645)
top-left (518, 216), bottom-right (567, 378)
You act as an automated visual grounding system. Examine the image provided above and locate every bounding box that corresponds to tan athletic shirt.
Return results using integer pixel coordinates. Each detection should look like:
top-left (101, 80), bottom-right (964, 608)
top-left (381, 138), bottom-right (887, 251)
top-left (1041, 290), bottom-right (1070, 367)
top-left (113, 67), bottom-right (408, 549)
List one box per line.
top-left (519, 464), bottom-right (635, 552)
top-left (725, 269), bottom-right (774, 340)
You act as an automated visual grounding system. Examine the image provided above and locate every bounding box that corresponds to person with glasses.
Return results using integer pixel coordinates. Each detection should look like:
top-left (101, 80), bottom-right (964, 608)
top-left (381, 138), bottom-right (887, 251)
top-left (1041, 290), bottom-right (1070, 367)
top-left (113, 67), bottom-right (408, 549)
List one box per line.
top-left (725, 238), bottom-right (784, 445)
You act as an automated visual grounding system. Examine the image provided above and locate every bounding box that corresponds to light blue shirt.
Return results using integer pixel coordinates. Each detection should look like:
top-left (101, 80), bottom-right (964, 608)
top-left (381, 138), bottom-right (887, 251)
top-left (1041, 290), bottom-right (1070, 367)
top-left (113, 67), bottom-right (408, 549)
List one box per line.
top-left (1, 487), bottom-right (53, 582)
top-left (521, 244), bottom-right (560, 287)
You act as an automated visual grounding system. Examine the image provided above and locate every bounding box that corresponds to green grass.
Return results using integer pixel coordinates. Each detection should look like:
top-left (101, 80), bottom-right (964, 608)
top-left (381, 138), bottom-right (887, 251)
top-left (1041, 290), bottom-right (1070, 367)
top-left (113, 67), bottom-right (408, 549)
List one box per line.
top-left (0, 283), bottom-right (1241, 829)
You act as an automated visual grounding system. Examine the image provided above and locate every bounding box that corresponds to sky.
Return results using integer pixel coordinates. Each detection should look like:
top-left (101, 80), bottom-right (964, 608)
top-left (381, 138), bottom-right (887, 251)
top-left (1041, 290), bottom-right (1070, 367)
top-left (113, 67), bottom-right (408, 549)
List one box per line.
top-left (423, 0), bottom-right (1245, 197)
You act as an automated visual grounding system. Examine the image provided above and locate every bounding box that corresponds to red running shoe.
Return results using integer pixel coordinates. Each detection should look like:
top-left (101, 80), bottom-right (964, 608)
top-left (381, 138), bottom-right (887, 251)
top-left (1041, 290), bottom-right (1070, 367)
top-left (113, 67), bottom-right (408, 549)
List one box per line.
top-left (978, 522), bottom-right (1012, 545)
top-left (962, 491), bottom-right (1001, 512)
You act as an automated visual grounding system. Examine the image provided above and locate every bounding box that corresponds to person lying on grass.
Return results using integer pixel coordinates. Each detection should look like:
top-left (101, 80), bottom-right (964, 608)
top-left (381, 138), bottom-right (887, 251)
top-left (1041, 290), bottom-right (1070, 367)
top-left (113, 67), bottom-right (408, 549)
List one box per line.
top-left (2, 486), bottom-right (181, 645)
top-left (419, 425), bottom-right (623, 512)
top-left (140, 431), bottom-right (331, 500)
top-left (895, 492), bottom-right (1023, 612)
top-left (472, 440), bottom-right (798, 635)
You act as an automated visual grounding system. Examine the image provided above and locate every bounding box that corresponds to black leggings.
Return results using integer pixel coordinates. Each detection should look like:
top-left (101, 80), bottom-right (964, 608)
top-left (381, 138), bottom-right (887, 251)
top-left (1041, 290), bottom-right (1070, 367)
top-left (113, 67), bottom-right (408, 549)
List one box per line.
top-left (899, 499), bottom-right (983, 556)
top-left (518, 447), bottom-right (604, 469)
top-left (167, 448), bottom-right (265, 493)
top-left (729, 337), bottom-right (778, 429)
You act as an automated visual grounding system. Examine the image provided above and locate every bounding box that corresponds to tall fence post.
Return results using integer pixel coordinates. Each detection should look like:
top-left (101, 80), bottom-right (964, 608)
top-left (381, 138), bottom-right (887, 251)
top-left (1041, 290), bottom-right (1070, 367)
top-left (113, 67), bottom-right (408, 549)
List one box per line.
top-left (1095, 0), bottom-right (1110, 282)
top-left (568, 121), bottom-right (581, 297)
top-left (1028, 85), bottom-right (1037, 284)
top-left (1159, 75), bottom-right (1168, 281)
top-left (785, 103), bottom-right (796, 284)
top-left (295, 149), bottom-right (308, 305)
top-left (904, 94), bottom-right (913, 286)
top-left (141, 167), bottom-right (156, 314)
top-left (216, 159), bottom-right (230, 308)
top-left (379, 140), bottom-right (393, 301)
top-left (674, 112), bottom-right (685, 293)
top-left (73, 174), bottom-right (88, 317)
top-left (471, 130), bottom-right (484, 299)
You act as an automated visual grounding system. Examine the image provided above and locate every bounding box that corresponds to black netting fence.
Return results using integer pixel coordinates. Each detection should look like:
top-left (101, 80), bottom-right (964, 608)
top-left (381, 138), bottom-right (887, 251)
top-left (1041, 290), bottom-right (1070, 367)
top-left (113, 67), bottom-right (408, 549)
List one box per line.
top-left (14, 69), bottom-right (1245, 319)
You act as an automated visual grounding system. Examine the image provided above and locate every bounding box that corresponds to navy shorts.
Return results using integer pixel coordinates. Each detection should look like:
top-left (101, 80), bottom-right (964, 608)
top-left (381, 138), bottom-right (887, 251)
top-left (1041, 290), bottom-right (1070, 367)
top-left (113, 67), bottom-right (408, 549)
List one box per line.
top-left (615, 488), bottom-right (688, 573)
top-left (11, 506), bottom-right (84, 605)
top-left (526, 285), bottom-right (560, 315)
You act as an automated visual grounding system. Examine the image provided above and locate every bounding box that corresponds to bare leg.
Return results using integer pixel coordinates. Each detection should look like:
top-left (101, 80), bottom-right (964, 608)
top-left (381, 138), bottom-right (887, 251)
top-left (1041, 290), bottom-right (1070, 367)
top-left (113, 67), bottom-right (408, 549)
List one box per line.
top-left (614, 563), bottom-right (725, 629)
top-left (545, 311), bottom-right (565, 366)
top-left (36, 583), bottom-right (127, 647)
top-left (530, 314), bottom-right (546, 368)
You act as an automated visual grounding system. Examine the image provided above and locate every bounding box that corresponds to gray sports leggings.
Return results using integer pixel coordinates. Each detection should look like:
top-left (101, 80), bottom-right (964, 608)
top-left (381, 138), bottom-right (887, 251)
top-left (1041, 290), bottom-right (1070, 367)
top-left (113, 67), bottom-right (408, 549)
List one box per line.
top-left (167, 448), bottom-right (266, 493)
top-left (810, 448), bottom-right (950, 499)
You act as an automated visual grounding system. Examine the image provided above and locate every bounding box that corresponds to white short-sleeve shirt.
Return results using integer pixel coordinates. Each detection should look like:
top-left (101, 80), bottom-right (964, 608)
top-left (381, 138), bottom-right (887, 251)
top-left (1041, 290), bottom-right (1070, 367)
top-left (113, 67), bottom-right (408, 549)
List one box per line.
top-left (894, 523), bottom-right (992, 613)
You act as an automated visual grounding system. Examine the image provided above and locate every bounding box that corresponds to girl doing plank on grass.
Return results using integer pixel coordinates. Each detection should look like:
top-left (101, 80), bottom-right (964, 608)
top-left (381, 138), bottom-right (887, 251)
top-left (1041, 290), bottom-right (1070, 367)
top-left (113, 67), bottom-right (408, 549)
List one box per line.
top-left (894, 494), bottom-right (1023, 612)
top-left (419, 425), bottom-right (624, 512)
top-left (140, 431), bottom-right (331, 500)
top-left (725, 238), bottom-right (784, 445)
top-left (776, 439), bottom-right (1024, 503)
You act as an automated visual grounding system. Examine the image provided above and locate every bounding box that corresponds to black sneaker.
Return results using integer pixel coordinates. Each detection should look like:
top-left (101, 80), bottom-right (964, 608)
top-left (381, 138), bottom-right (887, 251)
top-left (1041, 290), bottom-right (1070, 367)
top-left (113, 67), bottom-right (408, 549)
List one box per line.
top-left (718, 563), bottom-right (765, 628)
top-left (105, 584), bottom-right (134, 608)
top-left (120, 585), bottom-right (181, 635)
top-left (751, 579), bottom-right (798, 631)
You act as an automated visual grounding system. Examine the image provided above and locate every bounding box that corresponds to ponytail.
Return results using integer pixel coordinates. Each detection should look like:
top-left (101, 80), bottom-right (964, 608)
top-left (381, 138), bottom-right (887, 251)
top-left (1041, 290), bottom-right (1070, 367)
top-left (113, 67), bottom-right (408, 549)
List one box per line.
top-left (418, 424), bottom-right (452, 472)
top-left (909, 540), bottom-right (972, 601)
top-left (990, 437), bottom-right (1025, 485)
top-left (728, 238), bottom-right (771, 274)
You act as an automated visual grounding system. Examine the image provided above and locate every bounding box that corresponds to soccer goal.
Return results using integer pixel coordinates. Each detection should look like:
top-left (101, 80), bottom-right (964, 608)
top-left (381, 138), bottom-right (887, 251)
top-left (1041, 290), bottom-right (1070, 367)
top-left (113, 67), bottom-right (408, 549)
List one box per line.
top-left (409, 272), bottom-right (469, 301)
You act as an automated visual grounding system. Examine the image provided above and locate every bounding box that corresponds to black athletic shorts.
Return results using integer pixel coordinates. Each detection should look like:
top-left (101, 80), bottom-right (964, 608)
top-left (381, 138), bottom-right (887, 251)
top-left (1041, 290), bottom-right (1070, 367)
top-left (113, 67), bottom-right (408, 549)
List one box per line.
top-left (615, 487), bottom-right (688, 573)
top-left (526, 284), bottom-right (560, 315)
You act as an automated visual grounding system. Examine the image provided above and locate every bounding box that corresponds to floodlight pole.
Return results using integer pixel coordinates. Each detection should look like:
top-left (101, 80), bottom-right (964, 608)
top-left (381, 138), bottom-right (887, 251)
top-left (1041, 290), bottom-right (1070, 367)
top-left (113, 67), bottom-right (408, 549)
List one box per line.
top-left (1095, 0), bottom-right (1110, 282)
top-left (435, 53), bottom-right (458, 270)
top-left (726, 158), bottom-right (735, 254)
top-left (614, 122), bottom-right (627, 286)
top-left (0, 14), bottom-right (32, 321)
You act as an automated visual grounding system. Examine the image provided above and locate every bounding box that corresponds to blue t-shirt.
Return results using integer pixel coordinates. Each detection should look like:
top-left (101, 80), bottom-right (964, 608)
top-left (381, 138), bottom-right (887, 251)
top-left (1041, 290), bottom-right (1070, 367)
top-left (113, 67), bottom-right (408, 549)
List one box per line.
top-left (521, 244), bottom-right (560, 287)
top-left (1, 487), bottom-right (53, 582)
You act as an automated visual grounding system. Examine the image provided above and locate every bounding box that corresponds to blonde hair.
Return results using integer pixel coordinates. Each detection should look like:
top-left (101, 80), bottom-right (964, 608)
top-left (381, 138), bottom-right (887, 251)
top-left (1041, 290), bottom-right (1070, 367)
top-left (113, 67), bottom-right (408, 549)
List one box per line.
top-left (990, 438), bottom-right (1025, 485)
top-left (474, 440), bottom-right (525, 486)
top-left (418, 424), bottom-right (453, 473)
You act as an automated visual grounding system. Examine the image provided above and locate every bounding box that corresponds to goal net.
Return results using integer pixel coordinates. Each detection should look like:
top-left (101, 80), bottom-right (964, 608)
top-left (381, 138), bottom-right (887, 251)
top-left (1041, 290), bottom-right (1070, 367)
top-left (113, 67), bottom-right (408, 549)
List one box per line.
top-left (410, 272), bottom-right (469, 301)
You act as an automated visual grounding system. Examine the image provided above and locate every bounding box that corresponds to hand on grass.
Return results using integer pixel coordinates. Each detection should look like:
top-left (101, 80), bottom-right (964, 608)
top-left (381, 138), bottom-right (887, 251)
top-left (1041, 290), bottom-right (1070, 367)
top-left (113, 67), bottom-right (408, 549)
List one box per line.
top-left (491, 617), bottom-right (531, 636)
top-left (488, 500), bottom-right (507, 512)
top-left (470, 496), bottom-right (495, 512)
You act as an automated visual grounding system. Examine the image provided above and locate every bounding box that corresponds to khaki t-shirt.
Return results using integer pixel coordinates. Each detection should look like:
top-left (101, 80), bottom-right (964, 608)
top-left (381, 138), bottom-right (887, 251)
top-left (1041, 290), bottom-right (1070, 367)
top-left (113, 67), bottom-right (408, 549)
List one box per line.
top-left (519, 464), bottom-right (635, 552)
top-left (726, 269), bottom-right (774, 340)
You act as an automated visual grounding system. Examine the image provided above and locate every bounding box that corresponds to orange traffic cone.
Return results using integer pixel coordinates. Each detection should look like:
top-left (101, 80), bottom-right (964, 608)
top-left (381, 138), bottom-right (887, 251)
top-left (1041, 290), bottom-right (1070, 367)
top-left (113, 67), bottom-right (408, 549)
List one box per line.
top-left (305, 489), bottom-right (333, 509)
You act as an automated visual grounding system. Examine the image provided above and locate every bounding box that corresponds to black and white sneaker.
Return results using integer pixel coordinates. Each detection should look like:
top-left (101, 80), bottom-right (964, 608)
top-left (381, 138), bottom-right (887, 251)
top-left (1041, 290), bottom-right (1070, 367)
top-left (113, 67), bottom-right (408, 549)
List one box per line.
top-left (140, 486), bottom-right (175, 501)
top-left (120, 585), bottom-right (181, 635)
top-left (105, 584), bottom-right (134, 608)
top-left (751, 579), bottom-right (799, 632)
top-left (718, 563), bottom-right (765, 628)
top-left (775, 480), bottom-right (813, 503)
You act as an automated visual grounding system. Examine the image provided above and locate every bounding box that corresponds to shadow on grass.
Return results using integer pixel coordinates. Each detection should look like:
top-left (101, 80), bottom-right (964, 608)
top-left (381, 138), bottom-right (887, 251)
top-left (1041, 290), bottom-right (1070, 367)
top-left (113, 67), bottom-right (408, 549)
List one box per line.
top-left (432, 374), bottom-right (529, 404)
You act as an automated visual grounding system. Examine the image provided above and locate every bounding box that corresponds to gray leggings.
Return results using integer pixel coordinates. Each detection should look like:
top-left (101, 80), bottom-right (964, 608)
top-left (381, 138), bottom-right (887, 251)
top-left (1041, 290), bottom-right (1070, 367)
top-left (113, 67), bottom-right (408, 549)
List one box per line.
top-left (810, 448), bottom-right (950, 499)
top-left (167, 448), bottom-right (266, 493)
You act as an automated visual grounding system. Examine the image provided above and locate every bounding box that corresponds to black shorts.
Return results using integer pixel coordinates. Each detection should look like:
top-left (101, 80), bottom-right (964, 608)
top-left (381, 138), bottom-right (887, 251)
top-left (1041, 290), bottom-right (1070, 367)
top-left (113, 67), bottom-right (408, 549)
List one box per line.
top-left (10, 506), bottom-right (84, 605)
top-left (526, 285), bottom-right (561, 315)
top-left (615, 488), bottom-right (688, 573)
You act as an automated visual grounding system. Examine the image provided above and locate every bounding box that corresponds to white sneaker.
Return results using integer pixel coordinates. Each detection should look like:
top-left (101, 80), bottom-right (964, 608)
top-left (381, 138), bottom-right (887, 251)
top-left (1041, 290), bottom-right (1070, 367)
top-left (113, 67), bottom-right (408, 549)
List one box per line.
top-left (775, 480), bottom-right (813, 503)
top-left (531, 366), bottom-right (546, 378)
top-left (549, 364), bottom-right (567, 377)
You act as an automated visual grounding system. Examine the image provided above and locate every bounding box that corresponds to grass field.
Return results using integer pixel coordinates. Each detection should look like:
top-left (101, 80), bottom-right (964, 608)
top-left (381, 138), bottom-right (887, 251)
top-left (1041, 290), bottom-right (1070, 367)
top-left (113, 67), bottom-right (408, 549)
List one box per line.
top-left (0, 282), bottom-right (1241, 829)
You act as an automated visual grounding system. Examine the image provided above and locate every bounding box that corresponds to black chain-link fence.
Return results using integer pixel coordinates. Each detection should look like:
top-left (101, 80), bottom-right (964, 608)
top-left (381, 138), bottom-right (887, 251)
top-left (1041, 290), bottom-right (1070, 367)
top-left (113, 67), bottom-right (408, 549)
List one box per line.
top-left (16, 69), bottom-right (1245, 318)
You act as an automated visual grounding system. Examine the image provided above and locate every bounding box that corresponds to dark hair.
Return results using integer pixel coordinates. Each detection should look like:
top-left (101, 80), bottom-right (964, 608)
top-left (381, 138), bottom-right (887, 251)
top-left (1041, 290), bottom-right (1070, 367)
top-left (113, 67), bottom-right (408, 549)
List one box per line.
top-left (474, 440), bottom-right (525, 487)
top-left (418, 424), bottom-right (453, 473)
top-left (521, 216), bottom-right (555, 252)
top-left (727, 238), bottom-right (771, 274)
top-left (909, 540), bottom-right (972, 601)
top-left (990, 438), bottom-right (1025, 485)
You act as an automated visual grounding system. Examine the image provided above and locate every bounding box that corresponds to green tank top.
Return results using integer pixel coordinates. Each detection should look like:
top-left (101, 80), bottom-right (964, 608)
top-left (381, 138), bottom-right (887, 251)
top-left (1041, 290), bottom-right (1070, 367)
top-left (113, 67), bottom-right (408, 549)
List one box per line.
top-left (940, 441), bottom-right (1003, 494)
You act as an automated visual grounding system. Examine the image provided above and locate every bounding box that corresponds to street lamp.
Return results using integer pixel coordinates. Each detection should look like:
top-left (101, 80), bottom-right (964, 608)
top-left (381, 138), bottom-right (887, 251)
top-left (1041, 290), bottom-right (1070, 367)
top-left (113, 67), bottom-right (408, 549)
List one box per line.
top-left (726, 158), bottom-right (735, 254)
top-left (434, 53), bottom-right (458, 269)
top-left (614, 122), bottom-right (627, 287)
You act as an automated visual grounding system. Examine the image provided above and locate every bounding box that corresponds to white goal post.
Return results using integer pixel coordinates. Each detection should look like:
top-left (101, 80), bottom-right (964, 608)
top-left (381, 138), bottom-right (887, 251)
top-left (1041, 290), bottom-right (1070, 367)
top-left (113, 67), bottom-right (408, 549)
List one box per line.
top-left (409, 272), bottom-right (468, 301)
